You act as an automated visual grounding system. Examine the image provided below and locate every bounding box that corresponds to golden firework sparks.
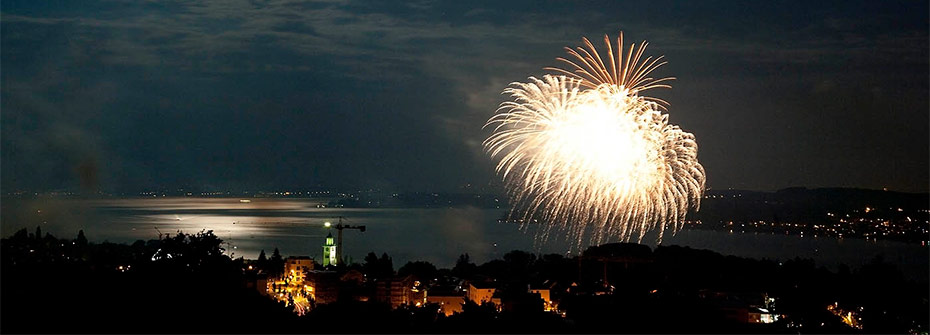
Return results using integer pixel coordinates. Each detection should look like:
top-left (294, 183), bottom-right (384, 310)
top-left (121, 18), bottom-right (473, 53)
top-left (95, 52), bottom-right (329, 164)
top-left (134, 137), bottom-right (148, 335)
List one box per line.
top-left (484, 32), bottom-right (705, 248)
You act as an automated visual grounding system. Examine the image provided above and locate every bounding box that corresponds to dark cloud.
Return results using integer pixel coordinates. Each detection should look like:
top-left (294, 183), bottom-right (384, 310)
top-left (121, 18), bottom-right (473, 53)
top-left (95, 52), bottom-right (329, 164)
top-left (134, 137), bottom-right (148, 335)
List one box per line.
top-left (2, 0), bottom-right (927, 193)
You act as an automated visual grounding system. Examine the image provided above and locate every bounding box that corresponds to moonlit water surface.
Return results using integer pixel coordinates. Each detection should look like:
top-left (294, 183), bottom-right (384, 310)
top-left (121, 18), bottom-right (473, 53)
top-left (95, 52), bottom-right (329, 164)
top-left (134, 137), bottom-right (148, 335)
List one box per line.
top-left (1, 197), bottom-right (926, 280)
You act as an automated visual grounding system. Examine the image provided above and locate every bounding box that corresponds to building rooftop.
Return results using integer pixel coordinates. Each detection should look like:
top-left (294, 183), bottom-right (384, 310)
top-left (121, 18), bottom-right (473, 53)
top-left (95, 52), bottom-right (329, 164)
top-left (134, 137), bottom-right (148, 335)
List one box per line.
top-left (469, 281), bottom-right (497, 289)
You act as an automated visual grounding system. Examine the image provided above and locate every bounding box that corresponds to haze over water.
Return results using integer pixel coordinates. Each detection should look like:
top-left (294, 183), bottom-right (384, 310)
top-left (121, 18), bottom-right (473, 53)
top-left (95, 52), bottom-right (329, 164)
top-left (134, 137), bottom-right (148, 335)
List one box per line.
top-left (2, 197), bottom-right (926, 281)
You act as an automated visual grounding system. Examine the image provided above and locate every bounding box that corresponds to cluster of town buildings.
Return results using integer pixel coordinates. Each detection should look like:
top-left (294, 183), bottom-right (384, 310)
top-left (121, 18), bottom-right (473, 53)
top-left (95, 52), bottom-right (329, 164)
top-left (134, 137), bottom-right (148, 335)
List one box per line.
top-left (257, 254), bottom-right (557, 317)
top-left (248, 231), bottom-right (559, 317)
top-left (247, 236), bottom-right (782, 325)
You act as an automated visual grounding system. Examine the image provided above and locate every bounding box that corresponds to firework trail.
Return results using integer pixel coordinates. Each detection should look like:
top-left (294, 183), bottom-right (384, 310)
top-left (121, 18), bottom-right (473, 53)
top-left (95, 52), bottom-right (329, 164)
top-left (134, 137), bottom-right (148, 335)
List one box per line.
top-left (484, 32), bottom-right (705, 247)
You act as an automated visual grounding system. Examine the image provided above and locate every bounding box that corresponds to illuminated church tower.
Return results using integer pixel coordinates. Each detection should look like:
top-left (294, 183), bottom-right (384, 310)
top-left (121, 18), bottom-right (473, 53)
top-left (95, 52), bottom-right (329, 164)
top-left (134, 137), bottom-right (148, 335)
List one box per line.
top-left (322, 233), bottom-right (337, 266)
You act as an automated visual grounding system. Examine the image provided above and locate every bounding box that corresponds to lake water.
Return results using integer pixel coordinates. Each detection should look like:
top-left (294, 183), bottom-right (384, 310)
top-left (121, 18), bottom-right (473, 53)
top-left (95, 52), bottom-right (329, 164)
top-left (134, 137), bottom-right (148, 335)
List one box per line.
top-left (2, 197), bottom-right (927, 281)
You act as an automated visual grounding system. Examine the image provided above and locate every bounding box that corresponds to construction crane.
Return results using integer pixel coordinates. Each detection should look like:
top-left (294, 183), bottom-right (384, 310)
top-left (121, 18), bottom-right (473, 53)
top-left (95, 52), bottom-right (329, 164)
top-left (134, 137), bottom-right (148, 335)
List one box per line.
top-left (324, 216), bottom-right (365, 265)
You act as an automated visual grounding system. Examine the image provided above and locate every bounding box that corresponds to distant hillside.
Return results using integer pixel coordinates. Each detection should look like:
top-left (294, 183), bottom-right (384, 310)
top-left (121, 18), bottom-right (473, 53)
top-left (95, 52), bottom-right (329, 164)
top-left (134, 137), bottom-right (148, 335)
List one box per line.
top-left (693, 188), bottom-right (929, 224)
top-left (328, 188), bottom-right (929, 218)
top-left (330, 192), bottom-right (506, 208)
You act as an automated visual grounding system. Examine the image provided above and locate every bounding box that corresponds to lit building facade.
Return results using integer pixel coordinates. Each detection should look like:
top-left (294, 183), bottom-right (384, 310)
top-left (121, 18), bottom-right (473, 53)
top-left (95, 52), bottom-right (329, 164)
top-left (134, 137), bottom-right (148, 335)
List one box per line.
top-left (322, 233), bottom-right (337, 266)
top-left (307, 270), bottom-right (340, 304)
top-left (284, 256), bottom-right (314, 283)
top-left (467, 282), bottom-right (500, 306)
top-left (375, 275), bottom-right (426, 308)
top-left (268, 256), bottom-right (317, 315)
top-left (530, 288), bottom-right (556, 312)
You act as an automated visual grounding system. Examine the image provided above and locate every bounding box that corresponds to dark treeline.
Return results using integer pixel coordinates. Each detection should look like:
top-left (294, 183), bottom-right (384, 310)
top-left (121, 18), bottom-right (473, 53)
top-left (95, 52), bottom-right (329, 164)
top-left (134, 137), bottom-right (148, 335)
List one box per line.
top-left (2, 227), bottom-right (926, 333)
top-left (1, 227), bottom-right (296, 333)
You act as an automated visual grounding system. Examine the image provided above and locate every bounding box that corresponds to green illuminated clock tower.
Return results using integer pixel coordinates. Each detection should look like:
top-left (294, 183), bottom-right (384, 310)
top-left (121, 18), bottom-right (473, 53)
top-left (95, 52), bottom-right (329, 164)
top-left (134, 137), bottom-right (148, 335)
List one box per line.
top-left (322, 233), bottom-right (337, 267)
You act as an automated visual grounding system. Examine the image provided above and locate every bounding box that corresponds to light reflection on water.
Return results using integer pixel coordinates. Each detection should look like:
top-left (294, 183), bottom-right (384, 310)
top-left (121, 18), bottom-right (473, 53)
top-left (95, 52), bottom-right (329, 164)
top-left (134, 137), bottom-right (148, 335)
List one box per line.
top-left (2, 197), bottom-right (927, 280)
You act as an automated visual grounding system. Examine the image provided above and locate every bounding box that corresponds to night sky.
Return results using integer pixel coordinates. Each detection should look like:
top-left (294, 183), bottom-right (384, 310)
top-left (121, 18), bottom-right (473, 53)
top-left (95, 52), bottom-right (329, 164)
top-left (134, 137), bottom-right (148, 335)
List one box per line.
top-left (2, 0), bottom-right (927, 193)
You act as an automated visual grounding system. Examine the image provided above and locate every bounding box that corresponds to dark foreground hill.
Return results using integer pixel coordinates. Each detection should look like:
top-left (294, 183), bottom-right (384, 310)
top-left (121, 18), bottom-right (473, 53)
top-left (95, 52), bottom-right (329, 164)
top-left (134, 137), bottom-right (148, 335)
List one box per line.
top-left (2, 228), bottom-right (927, 333)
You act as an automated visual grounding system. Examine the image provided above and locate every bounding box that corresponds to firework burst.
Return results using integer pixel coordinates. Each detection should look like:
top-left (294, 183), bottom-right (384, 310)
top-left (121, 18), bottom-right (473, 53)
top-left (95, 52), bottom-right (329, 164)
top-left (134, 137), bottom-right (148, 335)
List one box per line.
top-left (484, 32), bottom-right (705, 247)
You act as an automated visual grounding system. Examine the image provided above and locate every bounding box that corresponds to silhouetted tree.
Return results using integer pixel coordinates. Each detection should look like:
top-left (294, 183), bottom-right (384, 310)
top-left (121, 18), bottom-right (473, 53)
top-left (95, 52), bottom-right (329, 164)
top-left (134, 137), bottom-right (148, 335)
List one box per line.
top-left (462, 299), bottom-right (498, 320)
top-left (75, 230), bottom-right (88, 246)
top-left (364, 252), bottom-right (394, 279)
top-left (269, 247), bottom-right (284, 276)
top-left (12, 228), bottom-right (28, 241)
top-left (379, 253), bottom-right (394, 277)
top-left (503, 250), bottom-right (536, 280)
top-left (34, 226), bottom-right (42, 241)
top-left (1, 228), bottom-right (300, 334)
top-left (150, 230), bottom-right (228, 271)
top-left (257, 249), bottom-right (268, 272)
top-left (477, 259), bottom-right (508, 280)
top-left (398, 261), bottom-right (438, 282)
top-left (534, 253), bottom-right (574, 284)
top-left (452, 253), bottom-right (477, 279)
top-left (364, 252), bottom-right (380, 278)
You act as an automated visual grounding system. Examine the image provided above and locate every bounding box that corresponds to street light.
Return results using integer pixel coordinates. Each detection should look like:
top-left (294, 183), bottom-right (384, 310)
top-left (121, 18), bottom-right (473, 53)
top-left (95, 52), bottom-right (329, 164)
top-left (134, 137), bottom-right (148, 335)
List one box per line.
top-left (324, 221), bottom-right (331, 228)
